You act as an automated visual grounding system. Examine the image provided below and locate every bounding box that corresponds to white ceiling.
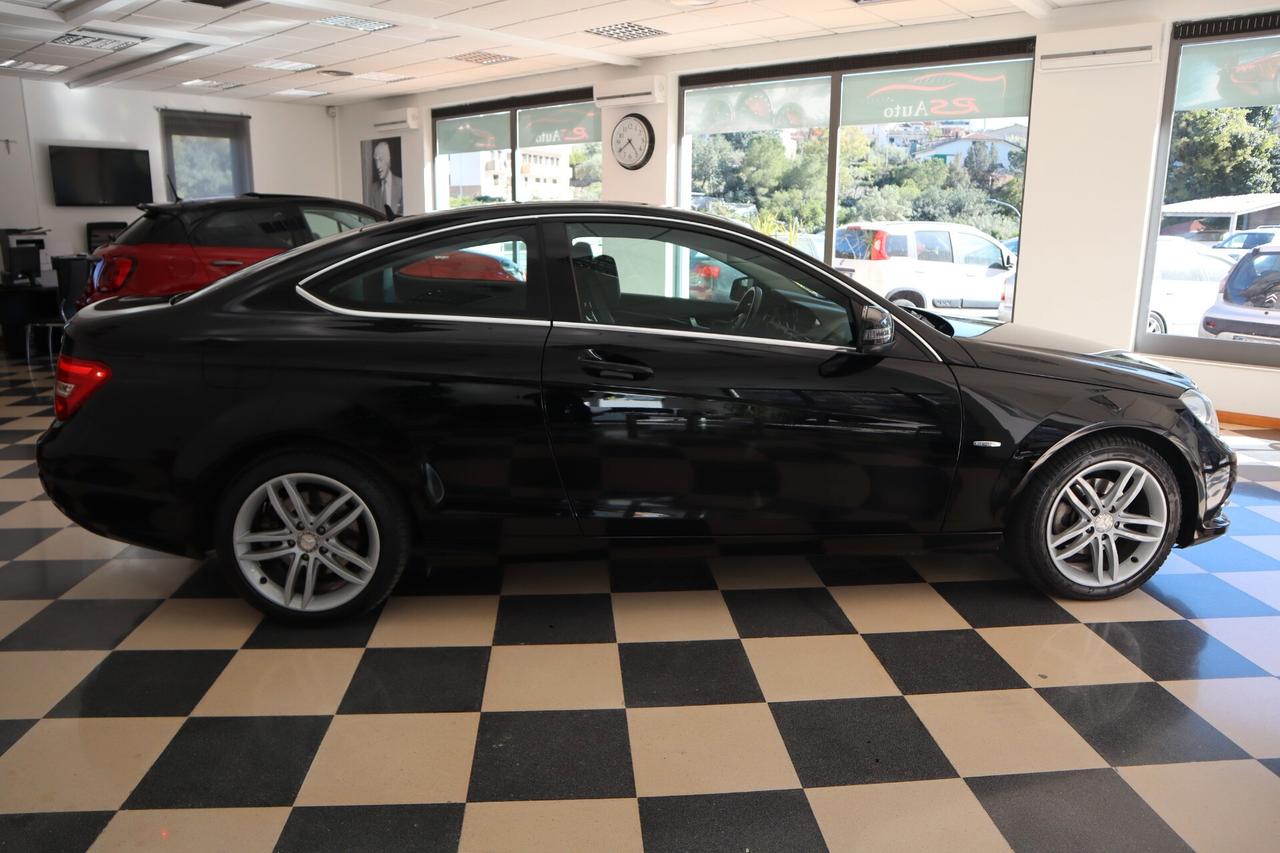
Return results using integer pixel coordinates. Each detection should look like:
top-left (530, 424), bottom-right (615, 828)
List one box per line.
top-left (0, 0), bottom-right (1087, 104)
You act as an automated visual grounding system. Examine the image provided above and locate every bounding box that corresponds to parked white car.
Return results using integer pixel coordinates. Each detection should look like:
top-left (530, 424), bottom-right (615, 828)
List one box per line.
top-left (831, 221), bottom-right (1015, 318)
top-left (1208, 228), bottom-right (1280, 262)
top-left (1147, 236), bottom-right (1235, 336)
top-left (1200, 246), bottom-right (1280, 345)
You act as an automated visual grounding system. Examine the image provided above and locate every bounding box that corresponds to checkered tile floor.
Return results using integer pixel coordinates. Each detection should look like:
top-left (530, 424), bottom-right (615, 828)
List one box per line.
top-left (1, 359), bottom-right (1279, 852)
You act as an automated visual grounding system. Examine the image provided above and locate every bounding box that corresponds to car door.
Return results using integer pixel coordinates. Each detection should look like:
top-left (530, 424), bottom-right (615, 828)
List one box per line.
top-left (190, 203), bottom-right (307, 282)
top-left (540, 218), bottom-right (963, 538)
top-left (909, 228), bottom-right (960, 308)
top-left (950, 231), bottom-right (1009, 317)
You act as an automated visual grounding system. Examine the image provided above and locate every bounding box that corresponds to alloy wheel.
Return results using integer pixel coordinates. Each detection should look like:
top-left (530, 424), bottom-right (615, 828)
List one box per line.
top-left (232, 472), bottom-right (380, 612)
top-left (1044, 459), bottom-right (1168, 588)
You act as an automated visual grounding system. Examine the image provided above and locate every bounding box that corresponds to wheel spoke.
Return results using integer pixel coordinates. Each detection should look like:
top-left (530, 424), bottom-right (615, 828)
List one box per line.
top-left (317, 553), bottom-right (369, 587)
top-left (1051, 521), bottom-right (1092, 551)
top-left (265, 486), bottom-right (293, 529)
top-left (313, 491), bottom-right (354, 529)
top-left (235, 528), bottom-right (292, 546)
top-left (325, 505), bottom-right (364, 538)
top-left (301, 558), bottom-right (317, 610)
top-left (1088, 537), bottom-right (1105, 584)
top-left (280, 477), bottom-right (312, 526)
top-left (1103, 536), bottom-right (1121, 583)
top-left (281, 552), bottom-right (302, 605)
top-left (1110, 467), bottom-right (1148, 513)
top-left (241, 545), bottom-right (296, 562)
top-left (327, 540), bottom-right (375, 575)
top-left (1115, 512), bottom-right (1164, 543)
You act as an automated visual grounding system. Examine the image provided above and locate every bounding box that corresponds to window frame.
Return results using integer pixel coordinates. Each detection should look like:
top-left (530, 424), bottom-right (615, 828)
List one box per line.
top-left (159, 109), bottom-right (253, 201)
top-left (1135, 15), bottom-right (1280, 369)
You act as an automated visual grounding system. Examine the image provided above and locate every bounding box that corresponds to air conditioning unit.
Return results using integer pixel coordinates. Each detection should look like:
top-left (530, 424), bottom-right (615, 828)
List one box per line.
top-left (372, 107), bottom-right (419, 132)
top-left (1038, 22), bottom-right (1163, 72)
top-left (593, 75), bottom-right (666, 108)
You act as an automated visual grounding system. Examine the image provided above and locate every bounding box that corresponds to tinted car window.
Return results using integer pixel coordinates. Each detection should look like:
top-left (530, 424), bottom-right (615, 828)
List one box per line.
top-left (566, 221), bottom-right (854, 347)
top-left (302, 207), bottom-right (379, 240)
top-left (915, 231), bottom-right (953, 263)
top-left (307, 226), bottom-right (535, 319)
top-left (952, 232), bottom-right (1004, 268)
top-left (194, 206), bottom-right (307, 249)
top-left (1225, 252), bottom-right (1280, 305)
top-left (115, 212), bottom-right (189, 245)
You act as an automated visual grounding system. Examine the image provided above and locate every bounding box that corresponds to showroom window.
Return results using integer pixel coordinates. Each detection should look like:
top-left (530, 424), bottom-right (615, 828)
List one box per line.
top-left (433, 92), bottom-right (602, 208)
top-left (160, 110), bottom-right (252, 200)
top-left (306, 226), bottom-right (537, 319)
top-left (680, 44), bottom-right (1033, 323)
top-left (1139, 14), bottom-right (1280, 366)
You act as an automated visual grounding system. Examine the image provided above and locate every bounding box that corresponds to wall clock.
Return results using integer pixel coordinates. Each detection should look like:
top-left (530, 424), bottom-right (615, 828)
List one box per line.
top-left (611, 113), bottom-right (655, 171)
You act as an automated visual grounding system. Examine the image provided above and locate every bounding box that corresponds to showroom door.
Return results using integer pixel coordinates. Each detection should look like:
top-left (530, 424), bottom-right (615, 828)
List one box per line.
top-left (541, 219), bottom-right (963, 538)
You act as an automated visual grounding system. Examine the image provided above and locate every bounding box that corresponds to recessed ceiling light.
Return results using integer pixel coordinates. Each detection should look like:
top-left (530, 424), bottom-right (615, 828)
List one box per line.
top-left (50, 29), bottom-right (145, 51)
top-left (316, 15), bottom-right (394, 32)
top-left (276, 88), bottom-right (326, 97)
top-left (451, 51), bottom-right (515, 65)
top-left (318, 69), bottom-right (353, 76)
top-left (586, 22), bottom-right (668, 41)
top-left (254, 59), bottom-right (318, 71)
top-left (182, 78), bottom-right (240, 90)
top-left (0, 60), bottom-right (67, 72)
top-left (354, 71), bottom-right (413, 82)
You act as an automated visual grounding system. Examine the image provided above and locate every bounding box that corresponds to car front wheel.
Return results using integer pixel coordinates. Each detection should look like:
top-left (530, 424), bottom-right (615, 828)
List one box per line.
top-left (215, 452), bottom-right (409, 622)
top-left (1007, 435), bottom-right (1181, 599)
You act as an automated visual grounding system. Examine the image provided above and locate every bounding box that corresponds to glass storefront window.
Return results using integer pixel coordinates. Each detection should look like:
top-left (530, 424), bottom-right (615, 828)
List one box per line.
top-left (833, 59), bottom-right (1031, 320)
top-left (1145, 32), bottom-right (1280, 352)
top-left (682, 76), bottom-right (831, 259)
top-left (516, 103), bottom-right (602, 202)
top-left (435, 112), bottom-right (513, 208)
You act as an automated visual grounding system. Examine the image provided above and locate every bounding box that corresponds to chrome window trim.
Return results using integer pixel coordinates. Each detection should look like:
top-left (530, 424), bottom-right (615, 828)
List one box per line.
top-left (556, 320), bottom-right (853, 353)
top-left (292, 210), bottom-right (942, 361)
top-left (294, 285), bottom-right (551, 327)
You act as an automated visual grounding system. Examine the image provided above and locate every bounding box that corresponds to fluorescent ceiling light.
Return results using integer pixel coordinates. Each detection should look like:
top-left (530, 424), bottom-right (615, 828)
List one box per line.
top-left (254, 59), bottom-right (318, 71)
top-left (1, 60), bottom-right (67, 72)
top-left (182, 79), bottom-right (240, 89)
top-left (276, 88), bottom-right (326, 96)
top-left (316, 15), bottom-right (394, 32)
top-left (451, 51), bottom-right (515, 65)
top-left (50, 29), bottom-right (145, 52)
top-left (586, 22), bottom-right (668, 41)
top-left (354, 71), bottom-right (413, 82)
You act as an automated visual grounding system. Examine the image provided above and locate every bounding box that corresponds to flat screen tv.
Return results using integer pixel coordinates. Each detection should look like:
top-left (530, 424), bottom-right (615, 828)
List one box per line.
top-left (49, 145), bottom-right (153, 206)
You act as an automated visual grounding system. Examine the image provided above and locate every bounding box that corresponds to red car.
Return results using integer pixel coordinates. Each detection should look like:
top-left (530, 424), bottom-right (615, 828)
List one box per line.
top-left (80, 194), bottom-right (383, 305)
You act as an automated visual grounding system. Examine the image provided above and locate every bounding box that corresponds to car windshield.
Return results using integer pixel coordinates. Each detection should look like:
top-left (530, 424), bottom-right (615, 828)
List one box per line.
top-left (1224, 252), bottom-right (1280, 306)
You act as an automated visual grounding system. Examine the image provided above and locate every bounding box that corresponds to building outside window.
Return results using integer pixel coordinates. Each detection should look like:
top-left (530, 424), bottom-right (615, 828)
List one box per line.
top-left (1140, 21), bottom-right (1280, 364)
top-left (435, 111), bottom-right (513, 208)
top-left (160, 110), bottom-right (252, 200)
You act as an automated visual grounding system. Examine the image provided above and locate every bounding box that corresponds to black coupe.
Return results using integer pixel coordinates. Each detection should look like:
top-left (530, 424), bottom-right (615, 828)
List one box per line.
top-left (37, 203), bottom-right (1235, 622)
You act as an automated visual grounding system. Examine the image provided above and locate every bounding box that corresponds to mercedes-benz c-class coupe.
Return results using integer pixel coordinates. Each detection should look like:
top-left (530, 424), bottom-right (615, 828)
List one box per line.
top-left (37, 203), bottom-right (1235, 622)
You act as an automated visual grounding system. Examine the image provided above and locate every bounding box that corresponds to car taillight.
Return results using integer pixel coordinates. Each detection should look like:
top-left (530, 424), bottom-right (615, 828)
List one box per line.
top-left (54, 355), bottom-right (111, 420)
top-left (869, 230), bottom-right (889, 261)
top-left (694, 263), bottom-right (721, 278)
top-left (95, 256), bottom-right (135, 293)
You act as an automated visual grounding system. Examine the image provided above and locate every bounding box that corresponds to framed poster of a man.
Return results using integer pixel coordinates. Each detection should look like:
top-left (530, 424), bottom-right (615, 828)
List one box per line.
top-left (361, 136), bottom-right (403, 218)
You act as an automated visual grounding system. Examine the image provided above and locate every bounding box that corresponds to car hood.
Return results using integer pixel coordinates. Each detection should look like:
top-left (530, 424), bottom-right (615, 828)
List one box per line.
top-left (953, 322), bottom-right (1195, 397)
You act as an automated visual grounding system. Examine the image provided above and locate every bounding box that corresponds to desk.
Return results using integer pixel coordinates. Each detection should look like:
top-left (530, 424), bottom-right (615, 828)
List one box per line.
top-left (0, 282), bottom-right (59, 359)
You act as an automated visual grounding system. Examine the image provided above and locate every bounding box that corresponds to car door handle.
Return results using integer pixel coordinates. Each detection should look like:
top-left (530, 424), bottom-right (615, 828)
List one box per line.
top-left (577, 349), bottom-right (654, 380)
top-left (211, 259), bottom-right (244, 268)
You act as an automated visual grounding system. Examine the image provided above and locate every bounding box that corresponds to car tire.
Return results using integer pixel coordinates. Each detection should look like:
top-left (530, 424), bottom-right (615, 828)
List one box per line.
top-left (1006, 435), bottom-right (1181, 600)
top-left (1147, 312), bottom-right (1166, 334)
top-left (890, 292), bottom-right (924, 308)
top-left (215, 451), bottom-right (409, 623)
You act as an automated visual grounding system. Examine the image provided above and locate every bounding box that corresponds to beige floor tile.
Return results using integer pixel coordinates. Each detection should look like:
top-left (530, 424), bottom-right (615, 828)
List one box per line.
top-left (0, 717), bottom-right (181, 812)
top-left (0, 460), bottom-right (35, 478)
top-left (709, 555), bottom-right (823, 590)
top-left (1053, 588), bottom-right (1181, 622)
top-left (1163, 678), bottom-right (1280, 758)
top-left (0, 478), bottom-right (47, 501)
top-left (459, 799), bottom-right (643, 853)
top-left (63, 557), bottom-right (200, 600)
top-left (1238, 535), bottom-right (1280, 560)
top-left (296, 713), bottom-right (479, 806)
top-left (3, 416), bottom-right (53, 430)
top-left (612, 590), bottom-right (737, 643)
top-left (743, 635), bottom-right (899, 701)
top-left (807, 780), bottom-right (1011, 853)
top-left (909, 552), bottom-right (1017, 583)
top-left (1193, 616), bottom-right (1280, 675)
top-left (0, 501), bottom-right (72, 529)
top-left (118, 599), bottom-right (262, 650)
top-left (368, 596), bottom-right (498, 647)
top-left (89, 808), bottom-right (290, 853)
top-left (0, 406), bottom-right (52, 418)
top-left (0, 650), bottom-right (107, 718)
top-left (1216, 571), bottom-right (1280, 611)
top-left (978, 624), bottom-right (1150, 687)
top-left (627, 704), bottom-right (799, 797)
top-left (193, 648), bottom-right (362, 716)
top-left (500, 561), bottom-right (610, 595)
top-left (0, 599), bottom-right (47, 641)
top-left (16, 526), bottom-right (128, 561)
top-left (908, 689), bottom-right (1106, 777)
top-left (828, 583), bottom-right (968, 633)
top-left (482, 644), bottom-right (623, 711)
top-left (1119, 761), bottom-right (1280, 853)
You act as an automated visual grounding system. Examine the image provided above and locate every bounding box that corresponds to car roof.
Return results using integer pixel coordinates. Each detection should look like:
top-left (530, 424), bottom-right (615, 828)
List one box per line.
top-left (139, 193), bottom-right (382, 217)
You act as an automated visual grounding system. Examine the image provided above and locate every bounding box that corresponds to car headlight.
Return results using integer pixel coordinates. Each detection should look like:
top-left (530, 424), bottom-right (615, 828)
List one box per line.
top-left (1180, 389), bottom-right (1220, 436)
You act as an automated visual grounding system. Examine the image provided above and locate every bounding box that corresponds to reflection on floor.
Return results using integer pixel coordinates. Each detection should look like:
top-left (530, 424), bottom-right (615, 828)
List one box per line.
top-left (0, 359), bottom-right (1278, 852)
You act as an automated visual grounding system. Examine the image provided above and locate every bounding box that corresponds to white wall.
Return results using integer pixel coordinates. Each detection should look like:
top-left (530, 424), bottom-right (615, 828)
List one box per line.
top-left (332, 0), bottom-right (1280, 418)
top-left (2, 79), bottom-right (337, 258)
top-left (0, 78), bottom-right (40, 232)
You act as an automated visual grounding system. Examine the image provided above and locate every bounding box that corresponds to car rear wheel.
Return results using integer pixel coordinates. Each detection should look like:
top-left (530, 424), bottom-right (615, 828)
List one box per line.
top-left (1147, 312), bottom-right (1166, 334)
top-left (215, 452), bottom-right (409, 622)
top-left (1006, 435), bottom-right (1180, 599)
top-left (890, 292), bottom-right (924, 308)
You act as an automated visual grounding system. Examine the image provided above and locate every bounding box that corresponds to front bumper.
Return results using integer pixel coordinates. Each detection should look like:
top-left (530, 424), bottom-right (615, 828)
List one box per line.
top-left (1184, 510), bottom-right (1231, 547)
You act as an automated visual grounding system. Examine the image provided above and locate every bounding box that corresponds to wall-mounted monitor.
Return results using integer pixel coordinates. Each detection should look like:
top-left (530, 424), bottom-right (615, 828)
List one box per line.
top-left (49, 145), bottom-right (153, 206)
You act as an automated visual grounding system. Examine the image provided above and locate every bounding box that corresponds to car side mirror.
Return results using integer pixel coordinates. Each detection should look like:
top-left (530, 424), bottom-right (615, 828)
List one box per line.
top-left (730, 276), bottom-right (754, 301)
top-left (858, 304), bottom-right (895, 354)
top-left (1002, 251), bottom-right (1016, 270)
